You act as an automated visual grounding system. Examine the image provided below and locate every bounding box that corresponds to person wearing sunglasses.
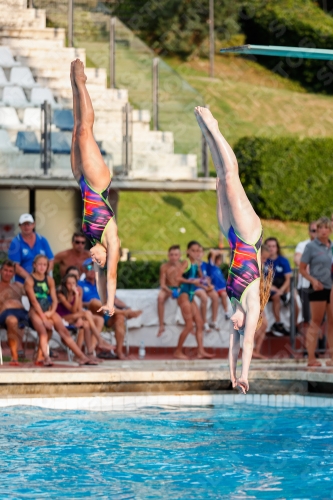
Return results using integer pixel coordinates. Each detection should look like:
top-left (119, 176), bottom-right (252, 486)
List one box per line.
top-left (54, 232), bottom-right (91, 278)
top-left (70, 59), bottom-right (120, 318)
top-left (294, 221), bottom-right (317, 328)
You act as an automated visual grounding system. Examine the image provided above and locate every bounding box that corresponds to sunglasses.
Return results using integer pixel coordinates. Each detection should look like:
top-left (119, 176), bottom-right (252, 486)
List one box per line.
top-left (310, 229), bottom-right (317, 233)
top-left (74, 240), bottom-right (86, 245)
top-left (85, 264), bottom-right (94, 270)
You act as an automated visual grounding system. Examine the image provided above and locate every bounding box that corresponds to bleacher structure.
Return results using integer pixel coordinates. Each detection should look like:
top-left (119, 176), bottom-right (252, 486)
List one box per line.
top-left (0, 0), bottom-right (197, 182)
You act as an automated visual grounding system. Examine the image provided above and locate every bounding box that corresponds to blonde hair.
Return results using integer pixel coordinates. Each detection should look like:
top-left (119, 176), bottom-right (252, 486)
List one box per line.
top-left (257, 263), bottom-right (274, 330)
top-left (317, 216), bottom-right (332, 230)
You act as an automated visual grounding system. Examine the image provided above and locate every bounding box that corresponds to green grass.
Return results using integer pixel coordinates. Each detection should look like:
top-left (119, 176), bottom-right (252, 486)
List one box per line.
top-left (117, 191), bottom-right (308, 260)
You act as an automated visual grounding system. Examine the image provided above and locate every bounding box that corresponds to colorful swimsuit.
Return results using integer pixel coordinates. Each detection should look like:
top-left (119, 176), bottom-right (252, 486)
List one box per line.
top-left (179, 260), bottom-right (198, 302)
top-left (226, 226), bottom-right (263, 305)
top-left (79, 175), bottom-right (114, 245)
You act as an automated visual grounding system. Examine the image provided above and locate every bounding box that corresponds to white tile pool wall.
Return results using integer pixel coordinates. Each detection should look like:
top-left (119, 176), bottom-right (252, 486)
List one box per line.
top-left (0, 393), bottom-right (332, 411)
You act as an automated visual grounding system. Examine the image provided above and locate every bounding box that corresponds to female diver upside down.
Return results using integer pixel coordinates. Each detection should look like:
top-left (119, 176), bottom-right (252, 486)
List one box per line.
top-left (70, 59), bottom-right (120, 317)
top-left (194, 107), bottom-right (273, 394)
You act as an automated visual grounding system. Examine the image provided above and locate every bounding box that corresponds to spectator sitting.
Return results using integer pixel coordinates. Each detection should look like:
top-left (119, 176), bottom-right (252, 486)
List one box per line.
top-left (59, 267), bottom-right (114, 358)
top-left (54, 232), bottom-right (91, 278)
top-left (294, 221), bottom-right (317, 329)
top-left (25, 254), bottom-right (97, 365)
top-left (78, 258), bottom-right (142, 360)
top-left (265, 237), bottom-right (292, 336)
top-left (8, 213), bottom-right (54, 283)
top-left (0, 260), bottom-right (38, 366)
top-left (194, 245), bottom-right (219, 333)
top-left (207, 249), bottom-right (230, 321)
top-left (157, 245), bottom-right (183, 337)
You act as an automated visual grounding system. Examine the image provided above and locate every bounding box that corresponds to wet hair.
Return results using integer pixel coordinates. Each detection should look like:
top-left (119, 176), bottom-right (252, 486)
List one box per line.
top-left (0, 259), bottom-right (15, 269)
top-left (257, 264), bottom-right (274, 330)
top-left (317, 216), bottom-right (332, 230)
top-left (264, 237), bottom-right (282, 256)
top-left (59, 273), bottom-right (78, 299)
top-left (32, 254), bottom-right (49, 274)
top-left (72, 231), bottom-right (86, 243)
top-left (65, 265), bottom-right (80, 276)
top-left (168, 245), bottom-right (180, 253)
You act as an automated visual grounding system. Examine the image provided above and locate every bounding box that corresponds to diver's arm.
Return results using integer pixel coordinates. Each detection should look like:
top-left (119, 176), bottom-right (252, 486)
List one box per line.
top-left (229, 330), bottom-right (240, 387)
top-left (238, 293), bottom-right (260, 393)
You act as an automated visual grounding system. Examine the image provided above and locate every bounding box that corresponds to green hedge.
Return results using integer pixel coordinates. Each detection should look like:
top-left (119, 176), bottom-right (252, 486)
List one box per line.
top-left (234, 136), bottom-right (333, 221)
top-left (240, 0), bottom-right (333, 93)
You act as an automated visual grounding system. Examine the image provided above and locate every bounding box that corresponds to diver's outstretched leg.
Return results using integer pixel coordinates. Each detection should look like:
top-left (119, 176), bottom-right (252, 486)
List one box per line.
top-left (195, 106), bottom-right (261, 243)
top-left (71, 59), bottom-right (110, 192)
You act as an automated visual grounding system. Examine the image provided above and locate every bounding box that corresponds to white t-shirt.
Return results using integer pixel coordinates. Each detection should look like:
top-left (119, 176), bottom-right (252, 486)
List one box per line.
top-left (295, 239), bottom-right (310, 288)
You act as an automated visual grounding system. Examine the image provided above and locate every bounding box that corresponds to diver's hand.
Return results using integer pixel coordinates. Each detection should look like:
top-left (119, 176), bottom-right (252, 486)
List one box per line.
top-left (97, 304), bottom-right (115, 317)
top-left (235, 377), bottom-right (249, 394)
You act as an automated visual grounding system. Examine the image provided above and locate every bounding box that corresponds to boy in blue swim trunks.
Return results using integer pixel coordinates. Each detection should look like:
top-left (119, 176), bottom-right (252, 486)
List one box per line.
top-left (207, 249), bottom-right (230, 321)
top-left (157, 245), bottom-right (183, 337)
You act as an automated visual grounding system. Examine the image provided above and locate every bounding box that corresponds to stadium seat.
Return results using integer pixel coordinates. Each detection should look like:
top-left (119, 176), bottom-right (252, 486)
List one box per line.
top-left (53, 109), bottom-right (74, 131)
top-left (0, 47), bottom-right (20, 69)
top-left (23, 107), bottom-right (41, 129)
top-left (15, 131), bottom-right (40, 153)
top-left (51, 131), bottom-right (71, 154)
top-left (0, 129), bottom-right (19, 152)
top-left (30, 87), bottom-right (57, 108)
top-left (0, 67), bottom-right (10, 88)
top-left (2, 86), bottom-right (28, 107)
top-left (0, 107), bottom-right (22, 129)
top-left (10, 66), bottom-right (39, 89)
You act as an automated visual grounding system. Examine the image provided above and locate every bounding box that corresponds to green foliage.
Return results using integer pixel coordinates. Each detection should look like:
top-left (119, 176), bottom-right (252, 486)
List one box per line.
top-left (117, 260), bottom-right (162, 289)
top-left (241, 0), bottom-right (333, 93)
top-left (234, 136), bottom-right (333, 221)
top-left (111, 0), bottom-right (240, 58)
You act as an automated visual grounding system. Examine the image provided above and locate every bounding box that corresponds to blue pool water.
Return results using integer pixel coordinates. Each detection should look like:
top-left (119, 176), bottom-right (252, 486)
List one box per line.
top-left (0, 404), bottom-right (333, 499)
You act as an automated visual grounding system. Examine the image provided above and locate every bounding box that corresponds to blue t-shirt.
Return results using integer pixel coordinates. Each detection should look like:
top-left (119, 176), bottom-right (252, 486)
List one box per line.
top-left (207, 260), bottom-right (226, 291)
top-left (78, 279), bottom-right (99, 303)
top-left (266, 255), bottom-right (291, 286)
top-left (8, 233), bottom-right (54, 283)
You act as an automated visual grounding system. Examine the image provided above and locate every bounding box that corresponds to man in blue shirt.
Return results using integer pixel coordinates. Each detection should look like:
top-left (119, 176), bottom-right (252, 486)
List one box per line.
top-left (265, 237), bottom-right (292, 336)
top-left (8, 214), bottom-right (54, 283)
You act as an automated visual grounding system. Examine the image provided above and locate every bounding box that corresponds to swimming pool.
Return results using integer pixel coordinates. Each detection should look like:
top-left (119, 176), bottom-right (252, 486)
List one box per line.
top-left (0, 403), bottom-right (332, 499)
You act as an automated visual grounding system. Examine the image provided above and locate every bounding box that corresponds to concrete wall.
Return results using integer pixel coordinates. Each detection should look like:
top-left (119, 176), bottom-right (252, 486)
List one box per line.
top-left (35, 188), bottom-right (81, 255)
top-left (0, 188), bottom-right (29, 228)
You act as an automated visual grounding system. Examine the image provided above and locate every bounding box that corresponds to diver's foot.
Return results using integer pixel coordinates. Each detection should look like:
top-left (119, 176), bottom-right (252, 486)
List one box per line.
top-left (173, 350), bottom-right (189, 360)
top-left (196, 349), bottom-right (215, 359)
top-left (194, 106), bottom-right (219, 135)
top-left (157, 325), bottom-right (165, 337)
top-left (71, 59), bottom-right (87, 87)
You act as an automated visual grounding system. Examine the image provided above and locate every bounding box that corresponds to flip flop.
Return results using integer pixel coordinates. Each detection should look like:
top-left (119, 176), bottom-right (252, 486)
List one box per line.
top-left (9, 361), bottom-right (20, 367)
top-left (97, 350), bottom-right (117, 360)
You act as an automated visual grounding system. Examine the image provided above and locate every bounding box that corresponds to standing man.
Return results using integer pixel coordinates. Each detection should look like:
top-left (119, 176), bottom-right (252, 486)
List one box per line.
top-left (8, 214), bottom-right (54, 283)
top-left (54, 232), bottom-right (90, 278)
top-left (294, 222), bottom-right (317, 327)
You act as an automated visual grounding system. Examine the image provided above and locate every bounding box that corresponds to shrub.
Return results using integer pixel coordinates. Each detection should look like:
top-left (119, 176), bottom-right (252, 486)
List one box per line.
top-left (240, 0), bottom-right (333, 93)
top-left (234, 136), bottom-right (333, 221)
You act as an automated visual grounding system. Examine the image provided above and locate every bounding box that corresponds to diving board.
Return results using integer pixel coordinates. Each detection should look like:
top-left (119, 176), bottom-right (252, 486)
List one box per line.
top-left (220, 44), bottom-right (333, 60)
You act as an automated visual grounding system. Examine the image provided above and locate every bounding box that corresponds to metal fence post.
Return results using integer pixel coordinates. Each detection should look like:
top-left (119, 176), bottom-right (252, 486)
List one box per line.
top-left (109, 17), bottom-right (116, 89)
top-left (41, 101), bottom-right (51, 175)
top-left (209, 0), bottom-right (214, 78)
top-left (152, 57), bottom-right (159, 131)
top-left (68, 0), bottom-right (73, 48)
top-left (122, 102), bottom-right (132, 175)
top-left (28, 0), bottom-right (34, 8)
top-left (289, 269), bottom-right (296, 356)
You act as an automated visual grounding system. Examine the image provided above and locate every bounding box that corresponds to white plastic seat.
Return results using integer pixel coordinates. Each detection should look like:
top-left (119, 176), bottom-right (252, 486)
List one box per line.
top-left (0, 67), bottom-right (10, 88)
top-left (0, 107), bottom-right (22, 128)
top-left (10, 66), bottom-right (39, 89)
top-left (23, 107), bottom-right (41, 129)
top-left (2, 86), bottom-right (28, 107)
top-left (30, 87), bottom-right (58, 108)
top-left (0, 47), bottom-right (20, 68)
top-left (0, 129), bottom-right (18, 152)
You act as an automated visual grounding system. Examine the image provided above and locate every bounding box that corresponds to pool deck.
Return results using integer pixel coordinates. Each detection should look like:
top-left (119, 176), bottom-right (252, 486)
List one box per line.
top-left (0, 359), bottom-right (333, 396)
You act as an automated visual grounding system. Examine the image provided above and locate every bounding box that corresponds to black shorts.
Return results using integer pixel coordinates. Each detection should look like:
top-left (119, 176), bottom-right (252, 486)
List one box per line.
top-left (0, 308), bottom-right (31, 330)
top-left (308, 288), bottom-right (331, 303)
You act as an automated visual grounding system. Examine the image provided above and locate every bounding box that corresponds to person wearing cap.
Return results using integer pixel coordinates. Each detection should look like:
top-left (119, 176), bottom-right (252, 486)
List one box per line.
top-left (8, 214), bottom-right (54, 283)
top-left (78, 258), bottom-right (142, 360)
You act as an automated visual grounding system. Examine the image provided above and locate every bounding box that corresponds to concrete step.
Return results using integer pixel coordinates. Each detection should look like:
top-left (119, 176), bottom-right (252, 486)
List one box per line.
top-left (0, 0), bottom-right (27, 7)
top-left (10, 46), bottom-right (85, 61)
top-left (0, 9), bottom-right (46, 29)
top-left (36, 68), bottom-right (107, 91)
top-left (0, 27), bottom-right (66, 42)
top-left (1, 37), bottom-right (65, 50)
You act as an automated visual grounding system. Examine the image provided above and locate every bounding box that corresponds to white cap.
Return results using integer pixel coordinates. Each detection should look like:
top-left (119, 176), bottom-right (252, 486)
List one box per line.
top-left (19, 213), bottom-right (34, 225)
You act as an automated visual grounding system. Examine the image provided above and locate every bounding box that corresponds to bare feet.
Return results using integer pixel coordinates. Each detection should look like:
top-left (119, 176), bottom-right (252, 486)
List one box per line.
top-left (307, 360), bottom-right (322, 367)
top-left (116, 351), bottom-right (126, 360)
top-left (173, 350), bottom-right (189, 360)
top-left (325, 359), bottom-right (333, 367)
top-left (252, 351), bottom-right (267, 360)
top-left (157, 325), bottom-right (165, 337)
top-left (196, 349), bottom-right (215, 359)
top-left (78, 356), bottom-right (99, 366)
top-left (71, 58), bottom-right (87, 87)
top-left (43, 356), bottom-right (53, 367)
top-left (194, 106), bottom-right (219, 136)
